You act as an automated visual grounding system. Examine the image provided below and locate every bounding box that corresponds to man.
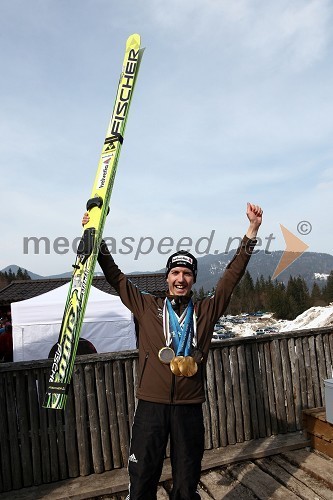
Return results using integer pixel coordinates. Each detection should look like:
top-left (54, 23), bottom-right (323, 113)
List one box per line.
top-left (82, 202), bottom-right (262, 500)
top-left (0, 324), bottom-right (13, 362)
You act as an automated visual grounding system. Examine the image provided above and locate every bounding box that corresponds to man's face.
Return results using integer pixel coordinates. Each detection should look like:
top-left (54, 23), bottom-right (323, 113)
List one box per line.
top-left (166, 267), bottom-right (194, 296)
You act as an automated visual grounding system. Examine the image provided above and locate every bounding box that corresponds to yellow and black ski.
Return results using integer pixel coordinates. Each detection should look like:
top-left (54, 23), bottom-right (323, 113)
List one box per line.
top-left (43, 34), bottom-right (144, 410)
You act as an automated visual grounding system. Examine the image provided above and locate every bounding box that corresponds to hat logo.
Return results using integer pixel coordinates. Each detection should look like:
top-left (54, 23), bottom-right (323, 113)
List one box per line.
top-left (171, 255), bottom-right (193, 265)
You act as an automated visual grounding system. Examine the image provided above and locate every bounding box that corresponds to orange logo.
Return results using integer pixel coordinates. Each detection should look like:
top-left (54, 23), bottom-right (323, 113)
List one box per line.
top-left (272, 224), bottom-right (309, 279)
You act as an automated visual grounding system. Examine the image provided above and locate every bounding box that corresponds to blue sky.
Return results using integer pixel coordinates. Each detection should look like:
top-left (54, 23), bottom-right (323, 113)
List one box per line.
top-left (1, 0), bottom-right (333, 275)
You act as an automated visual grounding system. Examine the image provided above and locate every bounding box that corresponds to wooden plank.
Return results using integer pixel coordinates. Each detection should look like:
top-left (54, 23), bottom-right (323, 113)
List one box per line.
top-left (256, 455), bottom-right (330, 499)
top-left (264, 342), bottom-right (278, 435)
top-left (124, 359), bottom-right (135, 430)
top-left (196, 484), bottom-right (213, 500)
top-left (222, 348), bottom-right (236, 444)
top-left (132, 357), bottom-right (138, 407)
top-left (0, 374), bottom-right (11, 491)
top-left (323, 333), bottom-right (333, 380)
top-left (199, 432), bottom-right (310, 472)
top-left (237, 344), bottom-right (251, 441)
top-left (156, 485), bottom-right (170, 499)
top-left (202, 382), bottom-right (212, 450)
top-left (288, 338), bottom-right (302, 430)
top-left (245, 344), bottom-right (259, 439)
top-left (295, 338), bottom-right (308, 410)
top-left (329, 334), bottom-right (333, 377)
top-left (95, 362), bottom-right (112, 471)
top-left (56, 408), bottom-right (68, 480)
top-left (303, 406), bottom-right (326, 419)
top-left (105, 362), bottom-right (122, 468)
top-left (206, 350), bottom-right (219, 448)
top-left (113, 360), bottom-right (130, 465)
top-left (271, 454), bottom-right (333, 500)
top-left (258, 343), bottom-right (271, 437)
top-left (303, 411), bottom-right (333, 441)
top-left (270, 339), bottom-right (287, 433)
top-left (46, 376), bottom-right (60, 483)
top-left (15, 371), bottom-right (33, 486)
top-left (316, 334), bottom-right (328, 402)
top-left (230, 345), bottom-right (244, 443)
top-left (309, 335), bottom-right (322, 407)
top-left (0, 435), bottom-right (311, 500)
top-left (213, 349), bottom-right (228, 447)
top-left (63, 383), bottom-right (80, 478)
top-left (309, 434), bottom-right (333, 459)
top-left (73, 364), bottom-right (91, 476)
top-left (0, 350), bottom-right (139, 373)
top-left (27, 370), bottom-right (42, 485)
top-left (302, 336), bottom-right (315, 407)
top-left (228, 460), bottom-right (300, 499)
top-left (251, 343), bottom-right (266, 438)
top-left (280, 338), bottom-right (296, 433)
top-left (5, 373), bottom-right (22, 489)
top-left (282, 448), bottom-right (333, 490)
top-left (37, 369), bottom-right (51, 484)
top-left (84, 364), bottom-right (104, 474)
top-left (200, 469), bottom-right (257, 499)
top-left (1, 329), bottom-right (332, 374)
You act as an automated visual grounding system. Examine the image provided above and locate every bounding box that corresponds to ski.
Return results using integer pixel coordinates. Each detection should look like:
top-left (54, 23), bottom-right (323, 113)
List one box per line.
top-left (43, 34), bottom-right (144, 410)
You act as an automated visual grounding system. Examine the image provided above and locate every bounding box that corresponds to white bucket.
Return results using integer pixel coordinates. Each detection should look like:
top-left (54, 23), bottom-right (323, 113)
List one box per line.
top-left (324, 378), bottom-right (333, 424)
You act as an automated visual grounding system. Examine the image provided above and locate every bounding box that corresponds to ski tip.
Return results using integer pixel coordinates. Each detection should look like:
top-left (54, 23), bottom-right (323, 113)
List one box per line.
top-left (128, 33), bottom-right (141, 45)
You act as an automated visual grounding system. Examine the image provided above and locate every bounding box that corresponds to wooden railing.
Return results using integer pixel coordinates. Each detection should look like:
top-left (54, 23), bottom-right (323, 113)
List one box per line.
top-left (0, 327), bottom-right (332, 493)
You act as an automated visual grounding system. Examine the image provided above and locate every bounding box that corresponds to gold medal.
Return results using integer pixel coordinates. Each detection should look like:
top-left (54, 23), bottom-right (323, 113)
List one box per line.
top-left (178, 356), bottom-right (198, 377)
top-left (170, 356), bottom-right (184, 376)
top-left (158, 347), bottom-right (175, 364)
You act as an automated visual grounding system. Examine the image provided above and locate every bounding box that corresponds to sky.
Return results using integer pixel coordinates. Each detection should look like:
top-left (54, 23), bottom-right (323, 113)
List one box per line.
top-left (1, 0), bottom-right (333, 276)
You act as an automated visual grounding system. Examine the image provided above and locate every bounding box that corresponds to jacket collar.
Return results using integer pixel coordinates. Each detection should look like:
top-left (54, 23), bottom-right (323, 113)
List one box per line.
top-left (166, 293), bottom-right (193, 308)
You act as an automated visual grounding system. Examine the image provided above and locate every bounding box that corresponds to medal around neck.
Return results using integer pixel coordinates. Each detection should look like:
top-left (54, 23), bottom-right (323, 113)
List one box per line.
top-left (178, 356), bottom-right (198, 377)
top-left (170, 356), bottom-right (184, 376)
top-left (158, 347), bottom-right (175, 364)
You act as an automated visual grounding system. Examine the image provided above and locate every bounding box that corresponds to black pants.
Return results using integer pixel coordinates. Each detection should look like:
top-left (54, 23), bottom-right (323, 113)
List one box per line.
top-left (127, 400), bottom-right (204, 500)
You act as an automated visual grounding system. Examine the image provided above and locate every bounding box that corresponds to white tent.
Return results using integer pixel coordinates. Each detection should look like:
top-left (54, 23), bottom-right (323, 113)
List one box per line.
top-left (11, 283), bottom-right (136, 362)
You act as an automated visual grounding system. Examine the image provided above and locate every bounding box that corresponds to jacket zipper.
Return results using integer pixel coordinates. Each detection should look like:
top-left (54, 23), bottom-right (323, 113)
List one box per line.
top-left (138, 352), bottom-right (149, 388)
top-left (170, 373), bottom-right (176, 403)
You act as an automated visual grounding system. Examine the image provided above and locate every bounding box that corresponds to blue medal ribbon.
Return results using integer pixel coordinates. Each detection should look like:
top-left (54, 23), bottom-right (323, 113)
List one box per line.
top-left (166, 299), bottom-right (194, 356)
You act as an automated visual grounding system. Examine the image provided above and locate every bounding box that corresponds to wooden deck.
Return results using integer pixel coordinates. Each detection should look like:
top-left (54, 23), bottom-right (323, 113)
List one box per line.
top-left (3, 432), bottom-right (333, 499)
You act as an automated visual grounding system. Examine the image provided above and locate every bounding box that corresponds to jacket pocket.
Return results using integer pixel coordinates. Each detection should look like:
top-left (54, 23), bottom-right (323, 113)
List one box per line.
top-left (138, 352), bottom-right (149, 388)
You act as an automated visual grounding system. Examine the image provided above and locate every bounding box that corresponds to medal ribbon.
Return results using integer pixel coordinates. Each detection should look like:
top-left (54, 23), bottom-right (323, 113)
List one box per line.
top-left (165, 299), bottom-right (194, 356)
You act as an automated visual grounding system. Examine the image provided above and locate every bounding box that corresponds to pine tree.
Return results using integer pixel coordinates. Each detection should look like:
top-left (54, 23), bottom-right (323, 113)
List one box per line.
top-left (0, 273), bottom-right (8, 290)
top-left (16, 267), bottom-right (24, 280)
top-left (7, 268), bottom-right (15, 283)
top-left (254, 277), bottom-right (264, 312)
top-left (286, 276), bottom-right (310, 319)
top-left (268, 282), bottom-right (289, 319)
top-left (324, 271), bottom-right (333, 304)
top-left (22, 269), bottom-right (31, 280)
top-left (238, 270), bottom-right (255, 312)
top-left (310, 282), bottom-right (324, 306)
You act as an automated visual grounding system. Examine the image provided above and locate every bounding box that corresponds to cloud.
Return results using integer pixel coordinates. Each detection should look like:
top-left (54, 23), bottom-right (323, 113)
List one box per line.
top-left (1, 0), bottom-right (333, 275)
top-left (316, 167), bottom-right (333, 190)
top-left (148, 0), bottom-right (332, 71)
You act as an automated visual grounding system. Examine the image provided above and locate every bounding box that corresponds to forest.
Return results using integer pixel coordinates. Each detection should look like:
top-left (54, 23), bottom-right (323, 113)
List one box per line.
top-left (193, 270), bottom-right (333, 320)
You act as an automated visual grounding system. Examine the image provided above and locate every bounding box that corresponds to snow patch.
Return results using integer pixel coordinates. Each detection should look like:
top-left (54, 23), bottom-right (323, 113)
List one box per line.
top-left (279, 304), bottom-right (333, 331)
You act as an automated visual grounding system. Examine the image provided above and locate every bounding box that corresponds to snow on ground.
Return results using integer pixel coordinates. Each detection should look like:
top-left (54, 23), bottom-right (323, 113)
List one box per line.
top-left (219, 304), bottom-right (333, 338)
top-left (221, 317), bottom-right (278, 338)
top-left (279, 304), bottom-right (333, 332)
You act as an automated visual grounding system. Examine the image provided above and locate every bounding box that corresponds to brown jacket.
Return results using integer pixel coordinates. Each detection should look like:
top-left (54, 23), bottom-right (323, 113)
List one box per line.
top-left (98, 236), bottom-right (256, 404)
